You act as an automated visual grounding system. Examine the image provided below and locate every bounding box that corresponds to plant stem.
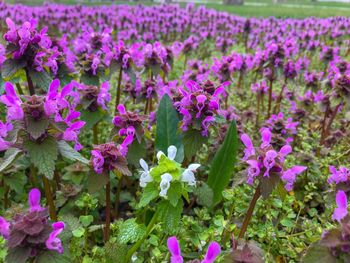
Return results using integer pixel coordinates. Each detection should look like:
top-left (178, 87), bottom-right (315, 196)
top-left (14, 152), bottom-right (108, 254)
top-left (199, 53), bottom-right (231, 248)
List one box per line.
top-left (42, 176), bottom-right (57, 221)
top-left (93, 123), bottom-right (99, 145)
top-left (255, 94), bottom-right (260, 128)
top-left (104, 177), bottom-right (111, 242)
top-left (25, 68), bottom-right (35, 95)
top-left (238, 186), bottom-right (261, 239)
top-left (125, 210), bottom-right (158, 261)
top-left (144, 98), bottom-right (149, 115)
top-left (15, 83), bottom-right (24, 95)
top-left (267, 79), bottom-right (273, 119)
top-left (115, 67), bottom-right (123, 114)
top-left (115, 175), bottom-right (123, 218)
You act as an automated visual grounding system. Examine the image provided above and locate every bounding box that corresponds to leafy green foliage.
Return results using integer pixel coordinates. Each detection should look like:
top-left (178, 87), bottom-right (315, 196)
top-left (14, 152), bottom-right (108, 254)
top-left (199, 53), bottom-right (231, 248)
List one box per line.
top-left (5, 247), bottom-right (31, 263)
top-left (24, 136), bottom-right (58, 179)
top-left (155, 94), bottom-right (184, 163)
top-left (207, 122), bottom-right (238, 205)
top-left (0, 148), bottom-right (22, 173)
top-left (117, 219), bottom-right (147, 244)
top-left (57, 140), bottom-right (89, 164)
top-left (302, 243), bottom-right (336, 263)
top-left (157, 199), bottom-right (183, 234)
top-left (183, 128), bottom-right (208, 159)
top-left (193, 183), bottom-right (214, 208)
top-left (28, 69), bottom-right (52, 91)
top-left (126, 139), bottom-right (146, 167)
top-left (25, 116), bottom-right (49, 140)
top-left (1, 59), bottom-right (26, 78)
top-left (138, 182), bottom-right (159, 208)
top-left (80, 109), bottom-right (105, 130)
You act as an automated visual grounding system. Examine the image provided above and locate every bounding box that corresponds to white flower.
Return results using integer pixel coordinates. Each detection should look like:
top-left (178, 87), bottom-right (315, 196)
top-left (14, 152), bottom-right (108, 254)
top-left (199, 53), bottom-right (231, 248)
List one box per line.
top-left (139, 159), bottom-right (153, 187)
top-left (156, 145), bottom-right (177, 161)
top-left (181, 163), bottom-right (200, 186)
top-left (159, 173), bottom-right (172, 197)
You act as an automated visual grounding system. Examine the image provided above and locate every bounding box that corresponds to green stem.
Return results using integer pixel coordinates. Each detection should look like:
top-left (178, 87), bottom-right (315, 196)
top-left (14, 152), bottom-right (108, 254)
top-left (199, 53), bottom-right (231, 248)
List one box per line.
top-left (115, 175), bottom-right (123, 218)
top-left (93, 123), bottom-right (99, 145)
top-left (25, 67), bottom-right (35, 95)
top-left (42, 176), bottom-right (57, 221)
top-left (125, 210), bottom-right (158, 261)
top-left (104, 177), bottom-right (111, 242)
top-left (115, 67), bottom-right (123, 114)
top-left (238, 186), bottom-right (261, 239)
top-left (267, 79), bottom-right (273, 119)
top-left (15, 83), bottom-right (24, 95)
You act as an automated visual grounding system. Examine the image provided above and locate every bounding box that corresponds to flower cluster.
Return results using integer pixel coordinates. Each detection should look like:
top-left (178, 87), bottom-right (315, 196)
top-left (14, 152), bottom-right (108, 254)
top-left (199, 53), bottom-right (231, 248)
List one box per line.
top-left (0, 189), bottom-right (65, 259)
top-left (167, 236), bottom-right (221, 263)
top-left (175, 80), bottom-right (227, 136)
top-left (328, 166), bottom-right (350, 185)
top-left (139, 146), bottom-right (200, 197)
top-left (91, 142), bottom-right (131, 175)
top-left (0, 80), bottom-right (85, 150)
top-left (240, 128), bottom-right (306, 191)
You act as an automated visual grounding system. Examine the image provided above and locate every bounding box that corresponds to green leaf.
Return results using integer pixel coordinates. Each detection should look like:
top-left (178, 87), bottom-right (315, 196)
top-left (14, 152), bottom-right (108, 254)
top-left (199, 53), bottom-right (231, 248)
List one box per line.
top-left (57, 140), bottom-right (89, 164)
top-left (155, 94), bottom-right (184, 163)
top-left (80, 73), bottom-right (99, 86)
top-left (167, 181), bottom-right (183, 207)
top-left (5, 247), bottom-right (31, 263)
top-left (87, 171), bottom-right (109, 193)
top-left (36, 248), bottom-right (71, 263)
top-left (0, 148), bottom-right (22, 173)
top-left (183, 128), bottom-right (208, 159)
top-left (126, 139), bottom-right (146, 167)
top-left (259, 173), bottom-right (280, 199)
top-left (4, 173), bottom-right (27, 194)
top-left (1, 59), bottom-right (26, 78)
top-left (193, 183), bottom-right (214, 208)
top-left (138, 182), bottom-right (159, 208)
top-left (79, 215), bottom-right (94, 227)
top-left (302, 243), bottom-right (336, 263)
top-left (207, 121), bottom-right (238, 205)
top-left (80, 109), bottom-right (105, 130)
top-left (157, 199), bottom-right (183, 234)
top-left (29, 69), bottom-right (53, 92)
top-left (24, 136), bottom-right (58, 179)
top-left (104, 241), bottom-right (127, 263)
top-left (72, 227), bottom-right (86, 238)
top-left (117, 219), bottom-right (146, 244)
top-left (25, 116), bottom-right (49, 140)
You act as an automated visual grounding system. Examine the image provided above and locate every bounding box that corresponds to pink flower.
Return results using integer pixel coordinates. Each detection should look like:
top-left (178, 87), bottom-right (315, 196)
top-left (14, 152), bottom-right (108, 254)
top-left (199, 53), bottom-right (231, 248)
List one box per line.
top-left (0, 217), bottom-right (10, 239)
top-left (167, 236), bottom-right (183, 263)
top-left (202, 242), bottom-right (221, 263)
top-left (28, 188), bottom-right (44, 212)
top-left (45, 222), bottom-right (65, 254)
top-left (332, 190), bottom-right (348, 223)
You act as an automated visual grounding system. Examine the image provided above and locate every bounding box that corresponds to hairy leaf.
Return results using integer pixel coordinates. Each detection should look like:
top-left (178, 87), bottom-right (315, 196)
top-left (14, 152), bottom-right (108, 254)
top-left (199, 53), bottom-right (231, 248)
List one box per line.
top-left (138, 182), bottom-right (159, 208)
top-left (155, 94), bottom-right (184, 163)
top-left (24, 136), bottom-right (58, 179)
top-left (157, 199), bottom-right (183, 234)
top-left (183, 128), bottom-right (208, 159)
top-left (0, 148), bottom-right (22, 173)
top-left (207, 122), bottom-right (238, 205)
top-left (302, 243), bottom-right (336, 263)
top-left (117, 219), bottom-right (146, 244)
top-left (1, 59), bottom-right (26, 78)
top-left (25, 116), bottom-right (49, 140)
top-left (194, 183), bottom-right (214, 208)
top-left (57, 140), bottom-right (89, 164)
top-left (5, 247), bottom-right (31, 263)
top-left (29, 69), bottom-right (52, 92)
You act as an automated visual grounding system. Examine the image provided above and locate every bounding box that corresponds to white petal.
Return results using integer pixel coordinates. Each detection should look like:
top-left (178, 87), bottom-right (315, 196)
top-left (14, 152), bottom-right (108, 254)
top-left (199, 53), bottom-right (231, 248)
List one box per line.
top-left (181, 170), bottom-right (196, 186)
top-left (167, 145), bottom-right (177, 160)
top-left (140, 172), bottom-right (153, 188)
top-left (161, 173), bottom-right (173, 182)
top-left (188, 163), bottom-right (201, 171)
top-left (157, 151), bottom-right (165, 160)
top-left (139, 159), bottom-right (148, 171)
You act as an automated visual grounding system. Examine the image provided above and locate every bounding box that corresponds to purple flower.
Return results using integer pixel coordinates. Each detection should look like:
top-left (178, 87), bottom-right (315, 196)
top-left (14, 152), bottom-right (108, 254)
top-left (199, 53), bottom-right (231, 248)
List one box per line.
top-left (328, 166), bottom-right (349, 185)
top-left (0, 217), bottom-right (10, 239)
top-left (332, 190), bottom-right (348, 223)
top-left (45, 222), bottom-right (65, 254)
top-left (281, 166), bottom-right (307, 191)
top-left (28, 188), bottom-right (44, 212)
top-left (0, 82), bottom-right (24, 121)
top-left (97, 82), bottom-right (111, 110)
top-left (167, 236), bottom-right (183, 263)
top-left (202, 242), bottom-right (221, 263)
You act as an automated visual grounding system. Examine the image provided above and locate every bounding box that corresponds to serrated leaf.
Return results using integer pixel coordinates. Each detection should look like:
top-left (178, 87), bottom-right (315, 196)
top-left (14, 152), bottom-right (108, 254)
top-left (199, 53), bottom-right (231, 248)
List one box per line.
top-left (87, 171), bottom-right (109, 193)
top-left (57, 140), bottom-right (89, 164)
top-left (167, 181), bottom-right (182, 207)
top-left (5, 247), bottom-right (31, 263)
top-left (302, 243), bottom-right (336, 263)
top-left (79, 215), bottom-right (94, 227)
top-left (157, 199), bottom-right (183, 234)
top-left (207, 122), bottom-right (238, 205)
top-left (72, 227), bottom-right (85, 238)
top-left (126, 139), bottom-right (146, 167)
top-left (1, 59), bottom-right (26, 78)
top-left (194, 183), bottom-right (213, 208)
top-left (138, 182), bottom-right (159, 208)
top-left (0, 148), bottom-right (22, 173)
top-left (118, 219), bottom-right (146, 244)
top-left (24, 136), bottom-right (58, 179)
top-left (183, 128), bottom-right (208, 159)
top-left (259, 173), bottom-right (280, 199)
top-left (4, 173), bottom-right (27, 194)
top-left (29, 69), bottom-right (52, 92)
top-left (80, 109), bottom-right (105, 130)
top-left (155, 94), bottom-right (184, 163)
top-left (25, 116), bottom-right (49, 140)
top-left (80, 73), bottom-right (99, 86)
top-left (105, 241), bottom-right (127, 263)
top-left (36, 248), bottom-right (71, 263)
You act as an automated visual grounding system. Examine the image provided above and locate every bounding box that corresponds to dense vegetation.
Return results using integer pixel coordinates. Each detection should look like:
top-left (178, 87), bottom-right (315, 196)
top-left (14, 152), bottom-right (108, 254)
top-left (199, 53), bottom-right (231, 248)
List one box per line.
top-left (0, 2), bottom-right (349, 263)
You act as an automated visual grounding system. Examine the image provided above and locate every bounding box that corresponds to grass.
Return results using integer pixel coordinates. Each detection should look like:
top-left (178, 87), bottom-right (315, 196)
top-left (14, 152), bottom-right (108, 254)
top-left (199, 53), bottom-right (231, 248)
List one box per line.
top-left (6, 0), bottom-right (350, 18)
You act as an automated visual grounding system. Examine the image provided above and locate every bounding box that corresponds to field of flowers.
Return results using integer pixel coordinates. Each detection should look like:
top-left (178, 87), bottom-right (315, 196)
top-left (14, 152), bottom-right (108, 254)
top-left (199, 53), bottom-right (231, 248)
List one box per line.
top-left (0, 2), bottom-right (349, 263)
